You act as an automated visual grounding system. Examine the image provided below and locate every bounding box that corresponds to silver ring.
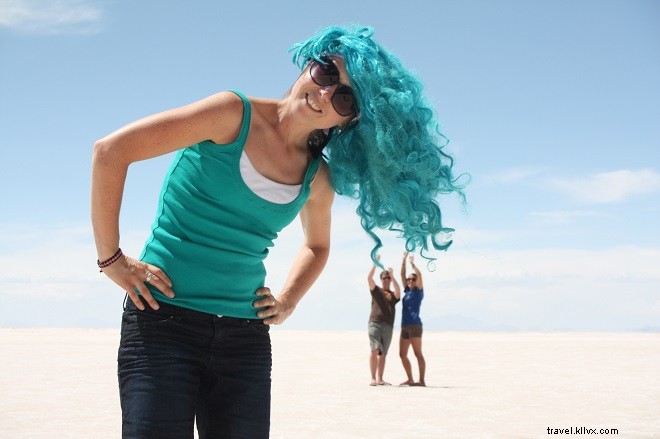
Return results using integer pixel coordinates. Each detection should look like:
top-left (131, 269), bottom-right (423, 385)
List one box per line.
top-left (145, 271), bottom-right (154, 283)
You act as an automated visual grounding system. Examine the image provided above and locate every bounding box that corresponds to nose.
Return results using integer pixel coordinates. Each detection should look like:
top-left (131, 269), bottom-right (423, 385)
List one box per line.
top-left (318, 84), bottom-right (337, 102)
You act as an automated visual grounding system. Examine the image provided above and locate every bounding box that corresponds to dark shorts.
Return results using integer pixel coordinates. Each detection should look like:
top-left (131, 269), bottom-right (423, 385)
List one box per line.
top-left (401, 324), bottom-right (423, 340)
top-left (118, 299), bottom-right (272, 439)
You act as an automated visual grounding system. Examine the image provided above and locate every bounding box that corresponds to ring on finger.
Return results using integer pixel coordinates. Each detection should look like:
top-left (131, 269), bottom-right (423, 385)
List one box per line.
top-left (145, 271), bottom-right (154, 283)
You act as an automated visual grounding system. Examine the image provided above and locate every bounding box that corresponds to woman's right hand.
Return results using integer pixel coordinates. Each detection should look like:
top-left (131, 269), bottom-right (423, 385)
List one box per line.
top-left (102, 254), bottom-right (175, 310)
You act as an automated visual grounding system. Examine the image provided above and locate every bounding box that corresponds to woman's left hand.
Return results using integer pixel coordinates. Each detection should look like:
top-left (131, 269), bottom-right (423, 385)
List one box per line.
top-left (253, 287), bottom-right (294, 325)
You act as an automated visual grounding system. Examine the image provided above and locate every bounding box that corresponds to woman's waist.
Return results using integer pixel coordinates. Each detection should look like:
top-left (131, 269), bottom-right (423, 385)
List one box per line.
top-left (140, 244), bottom-right (267, 315)
top-left (125, 296), bottom-right (265, 322)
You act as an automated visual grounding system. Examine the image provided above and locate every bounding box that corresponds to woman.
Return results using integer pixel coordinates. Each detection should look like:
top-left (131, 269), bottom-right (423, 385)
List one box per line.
top-left (92, 25), bottom-right (464, 438)
top-left (366, 257), bottom-right (401, 386)
top-left (399, 251), bottom-right (427, 386)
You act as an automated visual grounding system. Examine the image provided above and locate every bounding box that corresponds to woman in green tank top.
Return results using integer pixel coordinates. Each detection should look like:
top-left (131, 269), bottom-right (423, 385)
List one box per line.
top-left (91, 25), bottom-right (466, 438)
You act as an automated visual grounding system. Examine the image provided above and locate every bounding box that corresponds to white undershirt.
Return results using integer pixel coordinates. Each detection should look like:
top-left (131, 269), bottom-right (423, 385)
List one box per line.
top-left (239, 151), bottom-right (302, 204)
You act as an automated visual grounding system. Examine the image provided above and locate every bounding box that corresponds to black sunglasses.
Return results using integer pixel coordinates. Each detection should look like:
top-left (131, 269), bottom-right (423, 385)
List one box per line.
top-left (309, 57), bottom-right (358, 117)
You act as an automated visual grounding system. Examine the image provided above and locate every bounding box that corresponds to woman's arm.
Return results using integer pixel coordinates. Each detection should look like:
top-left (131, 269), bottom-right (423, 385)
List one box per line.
top-left (400, 251), bottom-right (408, 287)
top-left (409, 254), bottom-right (424, 290)
top-left (91, 91), bottom-right (244, 310)
top-left (254, 162), bottom-right (334, 325)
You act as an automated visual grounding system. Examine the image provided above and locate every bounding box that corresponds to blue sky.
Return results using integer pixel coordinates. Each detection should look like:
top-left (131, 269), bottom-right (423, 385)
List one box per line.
top-left (1, 0), bottom-right (658, 331)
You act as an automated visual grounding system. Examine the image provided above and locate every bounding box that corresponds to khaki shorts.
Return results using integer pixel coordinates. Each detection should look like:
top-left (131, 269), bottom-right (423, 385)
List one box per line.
top-left (368, 321), bottom-right (394, 355)
top-left (401, 324), bottom-right (423, 340)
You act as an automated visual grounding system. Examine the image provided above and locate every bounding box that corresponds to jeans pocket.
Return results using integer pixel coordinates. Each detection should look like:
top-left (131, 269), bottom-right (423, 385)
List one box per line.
top-left (246, 321), bottom-right (270, 336)
top-left (121, 307), bottom-right (183, 341)
top-left (123, 299), bottom-right (181, 323)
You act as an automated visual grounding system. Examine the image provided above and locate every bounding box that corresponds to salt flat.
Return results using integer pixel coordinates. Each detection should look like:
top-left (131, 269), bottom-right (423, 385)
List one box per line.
top-left (0, 329), bottom-right (658, 438)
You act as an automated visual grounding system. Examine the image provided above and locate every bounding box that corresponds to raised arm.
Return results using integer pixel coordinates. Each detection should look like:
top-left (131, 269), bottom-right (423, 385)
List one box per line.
top-left (254, 162), bottom-right (335, 325)
top-left (389, 267), bottom-right (401, 300)
top-left (400, 251), bottom-right (408, 286)
top-left (368, 261), bottom-right (377, 291)
top-left (409, 254), bottom-right (424, 290)
top-left (91, 91), bottom-right (244, 310)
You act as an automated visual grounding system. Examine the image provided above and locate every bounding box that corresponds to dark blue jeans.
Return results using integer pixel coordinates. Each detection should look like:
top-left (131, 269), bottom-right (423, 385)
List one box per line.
top-left (118, 299), bottom-right (272, 439)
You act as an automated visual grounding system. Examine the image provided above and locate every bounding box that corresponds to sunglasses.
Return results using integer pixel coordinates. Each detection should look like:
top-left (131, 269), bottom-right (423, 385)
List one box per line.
top-left (407, 278), bottom-right (417, 282)
top-left (309, 57), bottom-right (358, 117)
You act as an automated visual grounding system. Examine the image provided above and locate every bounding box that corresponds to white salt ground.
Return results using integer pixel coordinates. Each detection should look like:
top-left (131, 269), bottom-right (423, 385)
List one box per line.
top-left (1, 329), bottom-right (658, 438)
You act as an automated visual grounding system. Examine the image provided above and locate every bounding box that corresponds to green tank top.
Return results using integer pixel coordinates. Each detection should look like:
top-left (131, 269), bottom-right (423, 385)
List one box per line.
top-left (139, 90), bottom-right (321, 318)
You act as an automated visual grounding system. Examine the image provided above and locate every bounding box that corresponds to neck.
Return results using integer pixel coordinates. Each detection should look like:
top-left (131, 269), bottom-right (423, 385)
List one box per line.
top-left (276, 98), bottom-right (314, 153)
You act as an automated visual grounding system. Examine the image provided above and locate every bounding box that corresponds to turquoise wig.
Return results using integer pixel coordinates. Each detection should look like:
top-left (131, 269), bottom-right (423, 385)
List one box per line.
top-left (290, 25), bottom-right (468, 266)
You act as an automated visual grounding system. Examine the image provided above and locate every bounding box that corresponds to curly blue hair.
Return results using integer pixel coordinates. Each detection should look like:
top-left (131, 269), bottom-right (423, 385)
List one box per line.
top-left (290, 25), bottom-right (468, 266)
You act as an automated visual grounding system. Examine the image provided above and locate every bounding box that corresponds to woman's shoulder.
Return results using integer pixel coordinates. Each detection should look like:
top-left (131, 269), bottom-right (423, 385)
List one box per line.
top-left (206, 90), bottom-right (245, 111)
top-left (309, 159), bottom-right (333, 197)
top-left (193, 91), bottom-right (248, 145)
top-left (201, 92), bottom-right (277, 145)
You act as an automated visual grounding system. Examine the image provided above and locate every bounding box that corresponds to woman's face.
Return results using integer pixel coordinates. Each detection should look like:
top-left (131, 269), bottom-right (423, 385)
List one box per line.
top-left (291, 56), bottom-right (356, 129)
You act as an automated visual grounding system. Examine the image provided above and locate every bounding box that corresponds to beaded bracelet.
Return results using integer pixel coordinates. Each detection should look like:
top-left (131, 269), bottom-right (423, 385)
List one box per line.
top-left (97, 248), bottom-right (123, 270)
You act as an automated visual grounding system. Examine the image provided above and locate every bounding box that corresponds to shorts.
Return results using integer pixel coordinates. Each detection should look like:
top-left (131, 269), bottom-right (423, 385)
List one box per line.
top-left (401, 324), bottom-right (423, 340)
top-left (368, 321), bottom-right (394, 355)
